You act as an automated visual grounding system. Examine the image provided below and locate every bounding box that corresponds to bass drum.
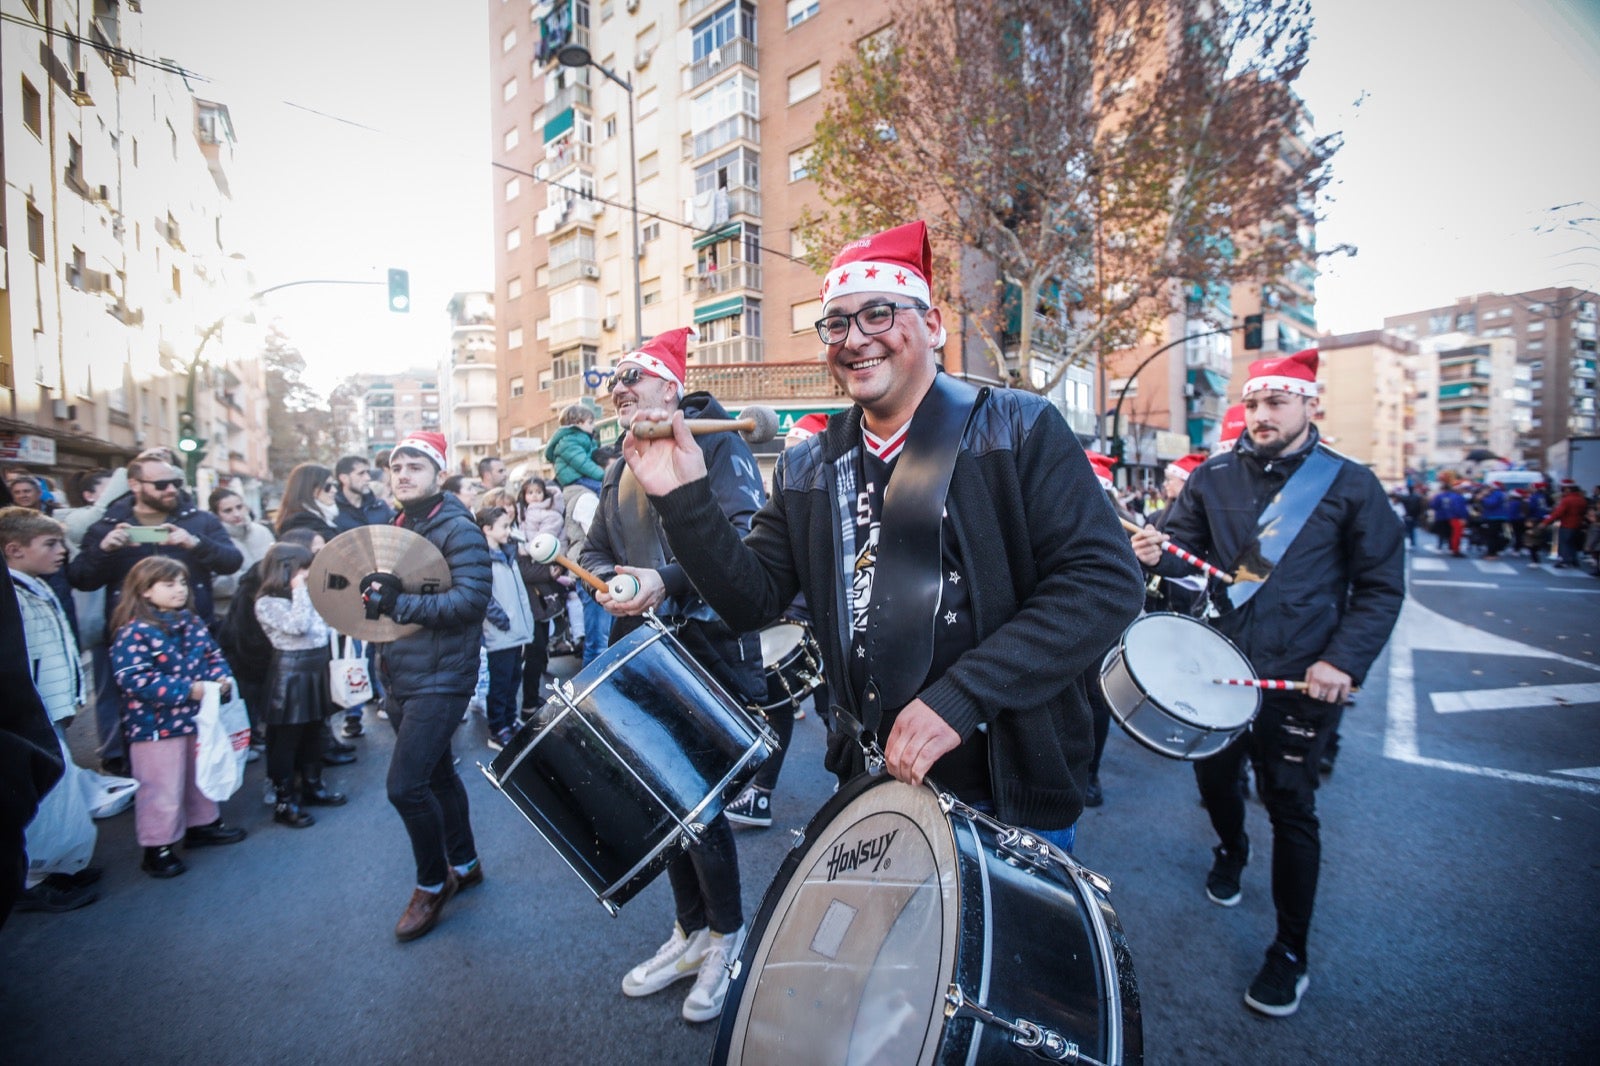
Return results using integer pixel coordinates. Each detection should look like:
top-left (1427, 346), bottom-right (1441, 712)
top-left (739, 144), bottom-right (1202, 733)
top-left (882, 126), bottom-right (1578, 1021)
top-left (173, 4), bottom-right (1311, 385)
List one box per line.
top-left (714, 775), bottom-right (1141, 1066)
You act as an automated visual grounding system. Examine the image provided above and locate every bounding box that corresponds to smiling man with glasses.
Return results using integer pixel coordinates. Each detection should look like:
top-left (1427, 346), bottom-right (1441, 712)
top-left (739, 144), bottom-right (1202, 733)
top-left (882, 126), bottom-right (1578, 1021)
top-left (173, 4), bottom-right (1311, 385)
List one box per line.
top-left (625, 220), bottom-right (1143, 858)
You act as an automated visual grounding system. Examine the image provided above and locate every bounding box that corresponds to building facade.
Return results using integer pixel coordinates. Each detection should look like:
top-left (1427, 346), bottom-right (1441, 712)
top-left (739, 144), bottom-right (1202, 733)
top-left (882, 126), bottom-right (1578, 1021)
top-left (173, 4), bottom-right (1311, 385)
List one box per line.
top-left (445, 291), bottom-right (499, 472)
top-left (1315, 330), bottom-right (1416, 485)
top-left (0, 1), bottom-right (270, 502)
top-left (329, 372), bottom-right (443, 463)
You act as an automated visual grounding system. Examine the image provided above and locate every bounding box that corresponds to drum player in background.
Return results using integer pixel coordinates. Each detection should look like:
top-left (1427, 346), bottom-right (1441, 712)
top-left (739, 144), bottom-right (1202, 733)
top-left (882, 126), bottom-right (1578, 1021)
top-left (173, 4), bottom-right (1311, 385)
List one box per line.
top-left (357, 429), bottom-right (492, 944)
top-left (1131, 348), bottom-right (1403, 1018)
top-left (580, 326), bottom-right (768, 1026)
top-left (622, 222), bottom-right (1143, 857)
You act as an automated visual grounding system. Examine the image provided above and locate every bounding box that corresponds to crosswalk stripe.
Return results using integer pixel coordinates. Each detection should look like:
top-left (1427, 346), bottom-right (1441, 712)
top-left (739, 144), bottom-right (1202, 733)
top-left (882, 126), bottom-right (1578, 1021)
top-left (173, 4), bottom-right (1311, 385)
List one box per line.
top-left (1412, 558), bottom-right (1448, 572)
top-left (1412, 579), bottom-right (1498, 588)
top-left (1430, 682), bottom-right (1600, 714)
top-left (1554, 766), bottom-right (1600, 782)
top-left (1473, 560), bottom-right (1516, 575)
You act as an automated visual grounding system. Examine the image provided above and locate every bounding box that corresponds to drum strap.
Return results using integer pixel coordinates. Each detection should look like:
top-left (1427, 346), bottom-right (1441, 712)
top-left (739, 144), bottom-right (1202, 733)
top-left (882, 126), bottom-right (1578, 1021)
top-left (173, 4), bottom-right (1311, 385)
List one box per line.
top-left (864, 373), bottom-right (984, 720)
top-left (1224, 445), bottom-right (1341, 609)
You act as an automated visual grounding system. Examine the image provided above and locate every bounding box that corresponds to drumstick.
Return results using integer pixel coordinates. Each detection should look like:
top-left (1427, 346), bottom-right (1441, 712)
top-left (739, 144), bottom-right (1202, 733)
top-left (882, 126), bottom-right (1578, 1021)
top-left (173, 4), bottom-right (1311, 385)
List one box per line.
top-left (630, 405), bottom-right (780, 444)
top-left (1120, 517), bottom-right (1235, 585)
top-left (528, 533), bottom-right (641, 600)
top-left (1212, 678), bottom-right (1361, 693)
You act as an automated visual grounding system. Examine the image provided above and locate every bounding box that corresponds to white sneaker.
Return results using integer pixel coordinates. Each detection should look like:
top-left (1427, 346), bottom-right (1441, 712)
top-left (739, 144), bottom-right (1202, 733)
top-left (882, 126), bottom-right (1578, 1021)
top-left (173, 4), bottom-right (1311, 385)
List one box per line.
top-left (622, 924), bottom-right (711, 998)
top-left (682, 926), bottom-right (744, 1023)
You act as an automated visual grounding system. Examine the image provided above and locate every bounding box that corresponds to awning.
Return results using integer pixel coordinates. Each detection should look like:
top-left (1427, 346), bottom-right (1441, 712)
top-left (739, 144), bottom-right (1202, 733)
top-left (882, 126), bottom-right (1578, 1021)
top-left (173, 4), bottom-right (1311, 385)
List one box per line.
top-left (1187, 367), bottom-right (1229, 396)
top-left (694, 296), bottom-right (745, 324)
top-left (544, 107), bottom-right (574, 144)
top-left (692, 221), bottom-right (743, 250)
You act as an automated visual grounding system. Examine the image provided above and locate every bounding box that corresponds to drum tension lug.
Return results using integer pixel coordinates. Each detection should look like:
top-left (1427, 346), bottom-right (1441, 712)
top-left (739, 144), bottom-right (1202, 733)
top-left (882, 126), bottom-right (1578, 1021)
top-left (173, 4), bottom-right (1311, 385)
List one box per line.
top-left (944, 985), bottom-right (1097, 1064)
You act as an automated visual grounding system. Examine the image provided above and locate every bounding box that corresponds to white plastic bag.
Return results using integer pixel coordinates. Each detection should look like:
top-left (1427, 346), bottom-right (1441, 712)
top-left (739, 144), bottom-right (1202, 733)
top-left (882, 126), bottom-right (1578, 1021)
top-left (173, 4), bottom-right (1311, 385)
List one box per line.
top-left (79, 766), bottom-right (139, 820)
top-left (328, 634), bottom-right (373, 709)
top-left (25, 729), bottom-right (97, 878)
top-left (194, 680), bottom-right (250, 801)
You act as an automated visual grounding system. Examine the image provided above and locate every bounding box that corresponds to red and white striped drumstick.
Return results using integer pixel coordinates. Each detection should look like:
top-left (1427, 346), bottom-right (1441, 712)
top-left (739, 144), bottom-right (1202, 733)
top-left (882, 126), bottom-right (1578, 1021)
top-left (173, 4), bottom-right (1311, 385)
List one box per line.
top-left (1213, 678), bottom-right (1361, 693)
top-left (1120, 518), bottom-right (1234, 584)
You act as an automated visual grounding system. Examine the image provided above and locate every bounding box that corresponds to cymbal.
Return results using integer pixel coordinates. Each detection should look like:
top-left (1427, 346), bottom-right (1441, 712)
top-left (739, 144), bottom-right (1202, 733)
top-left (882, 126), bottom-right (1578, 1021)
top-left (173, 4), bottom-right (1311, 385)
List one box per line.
top-left (308, 526), bottom-right (452, 643)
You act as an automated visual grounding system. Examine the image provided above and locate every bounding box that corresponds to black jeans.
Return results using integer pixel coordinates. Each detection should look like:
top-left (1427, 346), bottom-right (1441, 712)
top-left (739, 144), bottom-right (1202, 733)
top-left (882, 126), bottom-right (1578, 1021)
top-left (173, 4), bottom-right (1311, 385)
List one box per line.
top-left (485, 647), bottom-right (523, 735)
top-left (385, 692), bottom-right (478, 888)
top-left (521, 619), bottom-right (551, 709)
top-left (1194, 692), bottom-right (1334, 961)
top-left (265, 722), bottom-right (323, 785)
top-left (666, 813), bottom-right (743, 935)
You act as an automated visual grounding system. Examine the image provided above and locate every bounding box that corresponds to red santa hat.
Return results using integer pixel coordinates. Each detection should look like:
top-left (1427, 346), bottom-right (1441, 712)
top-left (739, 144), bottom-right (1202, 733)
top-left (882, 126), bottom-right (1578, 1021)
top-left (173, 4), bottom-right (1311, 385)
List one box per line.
top-left (1083, 449), bottom-right (1116, 490)
top-left (392, 430), bottom-right (448, 472)
top-left (1165, 453), bottom-right (1207, 482)
top-left (821, 221), bottom-right (933, 310)
top-left (1242, 348), bottom-right (1320, 398)
top-left (786, 412), bottom-right (830, 442)
top-left (617, 326), bottom-right (696, 390)
top-left (1213, 404), bottom-right (1247, 453)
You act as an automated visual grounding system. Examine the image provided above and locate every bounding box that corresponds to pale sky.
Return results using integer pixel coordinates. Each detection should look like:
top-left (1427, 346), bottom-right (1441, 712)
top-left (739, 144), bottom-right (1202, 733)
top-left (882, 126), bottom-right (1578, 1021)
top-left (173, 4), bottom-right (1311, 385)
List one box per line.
top-left (143, 0), bottom-right (1600, 394)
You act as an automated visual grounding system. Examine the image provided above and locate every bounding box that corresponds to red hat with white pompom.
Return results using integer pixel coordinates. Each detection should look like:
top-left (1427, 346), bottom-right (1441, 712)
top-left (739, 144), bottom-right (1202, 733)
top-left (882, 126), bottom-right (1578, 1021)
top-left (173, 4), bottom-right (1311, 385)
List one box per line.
top-left (1166, 453), bottom-right (1207, 482)
top-left (617, 326), bottom-right (696, 389)
top-left (393, 430), bottom-right (448, 471)
top-left (1242, 348), bottom-right (1320, 398)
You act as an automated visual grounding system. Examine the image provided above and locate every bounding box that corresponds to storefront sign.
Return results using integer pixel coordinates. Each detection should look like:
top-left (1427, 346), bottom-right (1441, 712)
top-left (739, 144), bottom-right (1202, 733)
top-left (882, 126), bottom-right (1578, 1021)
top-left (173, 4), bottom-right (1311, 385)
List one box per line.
top-left (0, 434), bottom-right (57, 465)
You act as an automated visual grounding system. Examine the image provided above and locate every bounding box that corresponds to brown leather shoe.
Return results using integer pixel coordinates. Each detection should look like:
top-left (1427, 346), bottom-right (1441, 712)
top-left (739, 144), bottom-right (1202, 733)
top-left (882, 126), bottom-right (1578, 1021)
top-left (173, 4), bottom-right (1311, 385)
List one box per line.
top-left (455, 861), bottom-right (484, 892)
top-left (394, 871), bottom-right (458, 942)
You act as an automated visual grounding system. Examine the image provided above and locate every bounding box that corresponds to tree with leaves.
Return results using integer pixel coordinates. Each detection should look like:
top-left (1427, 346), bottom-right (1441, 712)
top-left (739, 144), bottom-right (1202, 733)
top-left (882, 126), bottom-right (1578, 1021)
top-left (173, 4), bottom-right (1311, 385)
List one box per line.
top-left (801, 0), bottom-right (1341, 395)
top-left (262, 326), bottom-right (334, 480)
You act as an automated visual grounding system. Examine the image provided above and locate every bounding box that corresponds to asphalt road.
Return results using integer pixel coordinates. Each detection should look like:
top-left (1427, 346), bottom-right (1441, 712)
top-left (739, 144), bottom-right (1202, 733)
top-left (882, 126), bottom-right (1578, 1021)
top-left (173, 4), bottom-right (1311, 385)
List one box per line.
top-left (3, 549), bottom-right (1597, 1064)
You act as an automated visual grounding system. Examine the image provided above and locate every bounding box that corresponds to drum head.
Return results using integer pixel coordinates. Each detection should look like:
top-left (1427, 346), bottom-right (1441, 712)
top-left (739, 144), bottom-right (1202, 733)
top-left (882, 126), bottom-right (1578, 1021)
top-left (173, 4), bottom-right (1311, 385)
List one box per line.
top-left (759, 623), bottom-right (806, 668)
top-left (1121, 614), bottom-right (1258, 729)
top-left (719, 778), bottom-right (957, 1065)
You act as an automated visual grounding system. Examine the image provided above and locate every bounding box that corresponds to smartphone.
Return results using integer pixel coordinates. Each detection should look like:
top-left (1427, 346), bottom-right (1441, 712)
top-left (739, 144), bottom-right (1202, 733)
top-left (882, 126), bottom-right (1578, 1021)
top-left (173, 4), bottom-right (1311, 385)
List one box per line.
top-left (127, 526), bottom-right (170, 544)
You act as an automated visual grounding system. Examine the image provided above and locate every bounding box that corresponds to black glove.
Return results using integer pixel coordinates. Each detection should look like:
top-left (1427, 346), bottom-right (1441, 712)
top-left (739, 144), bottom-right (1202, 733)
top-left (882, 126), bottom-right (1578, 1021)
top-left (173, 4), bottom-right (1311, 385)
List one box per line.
top-left (361, 572), bottom-right (403, 619)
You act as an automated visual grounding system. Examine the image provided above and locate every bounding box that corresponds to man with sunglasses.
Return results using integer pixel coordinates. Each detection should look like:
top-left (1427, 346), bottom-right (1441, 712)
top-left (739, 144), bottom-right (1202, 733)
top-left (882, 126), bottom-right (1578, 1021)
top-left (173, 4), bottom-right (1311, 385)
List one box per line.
top-left (624, 221), bottom-right (1142, 849)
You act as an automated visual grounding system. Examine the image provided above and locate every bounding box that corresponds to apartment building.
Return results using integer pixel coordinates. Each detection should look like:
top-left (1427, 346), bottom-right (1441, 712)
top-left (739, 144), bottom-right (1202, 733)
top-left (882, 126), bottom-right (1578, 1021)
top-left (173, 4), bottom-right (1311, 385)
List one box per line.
top-left (329, 371), bottom-right (443, 462)
top-left (1384, 288), bottom-right (1597, 465)
top-left (1313, 330), bottom-right (1415, 484)
top-left (0, 0), bottom-right (270, 500)
top-left (445, 291), bottom-right (499, 471)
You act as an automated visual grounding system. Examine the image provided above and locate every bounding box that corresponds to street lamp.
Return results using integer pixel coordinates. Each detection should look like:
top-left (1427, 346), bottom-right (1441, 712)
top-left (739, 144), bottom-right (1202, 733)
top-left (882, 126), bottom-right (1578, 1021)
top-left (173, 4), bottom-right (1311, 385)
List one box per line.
top-left (1107, 324), bottom-right (1239, 467)
top-left (558, 44), bottom-right (643, 352)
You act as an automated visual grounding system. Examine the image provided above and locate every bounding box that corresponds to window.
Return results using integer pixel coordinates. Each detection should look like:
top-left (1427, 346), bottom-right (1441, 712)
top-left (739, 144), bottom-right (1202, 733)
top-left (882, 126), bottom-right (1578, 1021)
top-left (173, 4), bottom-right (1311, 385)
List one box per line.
top-left (600, 0), bottom-right (614, 20)
top-left (790, 230), bottom-right (809, 258)
top-left (22, 77), bottom-right (42, 136)
top-left (791, 299), bottom-right (823, 334)
top-left (25, 205), bottom-right (46, 258)
top-left (637, 87), bottom-right (658, 117)
top-left (787, 0), bottom-right (819, 28)
top-left (641, 221), bottom-right (660, 243)
top-left (502, 78), bottom-right (518, 103)
top-left (638, 151), bottom-right (660, 181)
top-left (787, 64), bottom-right (821, 105)
top-left (788, 146), bottom-right (813, 182)
top-left (539, 369), bottom-right (553, 391)
top-left (507, 276), bottom-right (523, 300)
top-left (692, 2), bottom-right (757, 62)
top-left (69, 247), bottom-right (86, 290)
top-left (691, 72), bottom-right (758, 132)
top-left (507, 327), bottom-right (524, 349)
top-left (603, 115), bottom-right (617, 140)
top-left (858, 24), bottom-right (895, 61)
top-left (504, 127), bottom-right (520, 152)
top-left (504, 177), bottom-right (521, 201)
top-left (510, 376), bottom-right (525, 398)
top-left (506, 226), bottom-right (522, 251)
top-left (642, 285), bottom-right (662, 306)
top-left (502, 28), bottom-right (517, 52)
top-left (694, 145), bottom-right (760, 195)
top-left (1528, 320), bottom-right (1544, 332)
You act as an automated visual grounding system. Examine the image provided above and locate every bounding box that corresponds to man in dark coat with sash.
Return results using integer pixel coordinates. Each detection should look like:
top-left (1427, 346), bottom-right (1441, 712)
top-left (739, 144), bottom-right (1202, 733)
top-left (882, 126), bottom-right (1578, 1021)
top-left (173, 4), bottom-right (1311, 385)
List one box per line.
top-left (1132, 347), bottom-right (1404, 1018)
top-left (623, 221), bottom-right (1144, 846)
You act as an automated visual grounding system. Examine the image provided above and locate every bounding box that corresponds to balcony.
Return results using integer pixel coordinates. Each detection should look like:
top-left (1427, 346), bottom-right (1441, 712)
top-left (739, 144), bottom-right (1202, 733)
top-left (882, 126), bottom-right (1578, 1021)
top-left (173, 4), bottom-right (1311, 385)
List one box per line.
top-left (693, 114), bottom-right (759, 159)
top-left (1188, 394), bottom-right (1225, 422)
top-left (692, 336), bottom-right (764, 366)
top-left (544, 84), bottom-right (590, 123)
top-left (551, 376), bottom-right (585, 405)
top-left (724, 184), bottom-right (760, 218)
top-left (685, 262), bottom-right (761, 298)
top-left (549, 316), bottom-right (601, 348)
top-left (543, 137), bottom-right (592, 176)
top-left (1572, 359), bottom-right (1596, 380)
top-left (682, 359), bottom-right (846, 403)
top-left (689, 37), bottom-right (758, 90)
top-left (550, 258), bottom-right (601, 288)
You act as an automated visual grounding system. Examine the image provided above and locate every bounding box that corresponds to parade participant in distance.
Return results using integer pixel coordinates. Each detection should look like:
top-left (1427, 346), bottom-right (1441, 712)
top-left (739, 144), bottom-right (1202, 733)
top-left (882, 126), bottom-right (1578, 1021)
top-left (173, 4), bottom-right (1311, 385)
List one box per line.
top-left (1131, 347), bottom-right (1404, 1017)
top-left (624, 222), bottom-right (1142, 850)
top-left (477, 456), bottom-right (507, 493)
top-left (360, 430), bottom-right (491, 942)
top-left (582, 327), bottom-right (766, 1023)
top-left (1543, 481), bottom-right (1588, 569)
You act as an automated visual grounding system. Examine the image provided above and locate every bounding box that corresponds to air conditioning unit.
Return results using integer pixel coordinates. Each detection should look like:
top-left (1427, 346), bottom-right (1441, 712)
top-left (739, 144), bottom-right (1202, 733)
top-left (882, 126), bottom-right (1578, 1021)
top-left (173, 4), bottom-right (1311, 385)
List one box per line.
top-left (52, 400), bottom-right (78, 421)
top-left (634, 46), bottom-right (653, 71)
top-left (71, 71), bottom-right (93, 106)
top-left (582, 265), bottom-right (601, 279)
top-left (602, 315), bottom-right (619, 331)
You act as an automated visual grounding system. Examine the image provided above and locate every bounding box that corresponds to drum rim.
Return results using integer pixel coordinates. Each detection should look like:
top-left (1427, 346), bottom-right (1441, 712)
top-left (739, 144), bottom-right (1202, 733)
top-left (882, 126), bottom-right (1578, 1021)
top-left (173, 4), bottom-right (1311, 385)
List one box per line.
top-left (1114, 611), bottom-right (1260, 728)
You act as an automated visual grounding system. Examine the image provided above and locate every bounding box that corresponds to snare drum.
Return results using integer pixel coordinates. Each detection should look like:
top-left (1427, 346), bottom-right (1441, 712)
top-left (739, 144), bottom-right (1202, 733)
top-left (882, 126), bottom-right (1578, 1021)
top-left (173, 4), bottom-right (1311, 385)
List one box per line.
top-left (482, 621), bottom-right (776, 912)
top-left (714, 775), bottom-right (1142, 1065)
top-left (1098, 612), bottom-right (1259, 761)
top-left (756, 621), bottom-right (823, 712)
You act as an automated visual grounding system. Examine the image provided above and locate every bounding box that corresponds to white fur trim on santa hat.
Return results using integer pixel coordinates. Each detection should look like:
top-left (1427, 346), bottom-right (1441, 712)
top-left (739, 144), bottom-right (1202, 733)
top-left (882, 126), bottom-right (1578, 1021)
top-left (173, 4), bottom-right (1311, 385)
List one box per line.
top-left (1242, 374), bottom-right (1320, 398)
top-left (820, 261), bottom-right (931, 309)
top-left (617, 351), bottom-right (683, 388)
top-left (393, 433), bottom-right (448, 472)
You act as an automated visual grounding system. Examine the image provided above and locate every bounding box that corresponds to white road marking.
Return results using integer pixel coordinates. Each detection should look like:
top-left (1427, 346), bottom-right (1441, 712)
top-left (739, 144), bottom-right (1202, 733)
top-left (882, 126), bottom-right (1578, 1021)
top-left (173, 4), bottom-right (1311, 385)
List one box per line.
top-left (1473, 560), bottom-right (1516, 575)
top-left (1384, 597), bottom-right (1600, 795)
top-left (1430, 682), bottom-right (1600, 713)
top-left (1412, 580), bottom-right (1498, 588)
top-left (1547, 588), bottom-right (1600, 595)
top-left (1553, 766), bottom-right (1600, 782)
top-left (1412, 558), bottom-right (1448, 572)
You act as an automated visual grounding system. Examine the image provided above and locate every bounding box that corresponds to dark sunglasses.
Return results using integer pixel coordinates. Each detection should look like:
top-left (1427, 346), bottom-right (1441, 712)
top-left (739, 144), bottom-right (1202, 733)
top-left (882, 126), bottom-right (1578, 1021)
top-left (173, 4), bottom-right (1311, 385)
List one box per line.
top-left (615, 367), bottom-right (649, 386)
top-left (321, 481), bottom-right (338, 492)
top-left (138, 477), bottom-right (184, 491)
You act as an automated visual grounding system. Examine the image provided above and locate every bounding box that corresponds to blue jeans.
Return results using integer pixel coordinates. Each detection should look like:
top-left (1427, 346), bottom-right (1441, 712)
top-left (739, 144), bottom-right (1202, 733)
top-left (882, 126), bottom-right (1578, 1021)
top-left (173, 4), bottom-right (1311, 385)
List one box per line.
top-left (385, 692), bottom-right (478, 887)
top-left (969, 800), bottom-right (1075, 855)
top-left (579, 587), bottom-right (611, 667)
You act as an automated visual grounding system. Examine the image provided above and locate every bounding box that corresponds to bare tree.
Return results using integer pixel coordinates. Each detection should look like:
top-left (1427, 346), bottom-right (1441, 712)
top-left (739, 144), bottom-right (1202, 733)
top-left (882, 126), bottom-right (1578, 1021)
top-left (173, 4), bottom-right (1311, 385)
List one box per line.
top-left (800, 0), bottom-right (1342, 393)
top-left (262, 327), bottom-right (334, 479)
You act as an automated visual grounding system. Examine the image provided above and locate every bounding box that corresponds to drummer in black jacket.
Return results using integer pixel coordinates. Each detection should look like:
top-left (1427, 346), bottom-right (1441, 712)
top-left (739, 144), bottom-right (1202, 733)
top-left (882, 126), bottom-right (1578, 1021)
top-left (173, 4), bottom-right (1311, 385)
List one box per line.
top-left (1132, 348), bottom-right (1404, 1018)
top-left (359, 430), bottom-right (491, 944)
top-left (580, 327), bottom-right (767, 1026)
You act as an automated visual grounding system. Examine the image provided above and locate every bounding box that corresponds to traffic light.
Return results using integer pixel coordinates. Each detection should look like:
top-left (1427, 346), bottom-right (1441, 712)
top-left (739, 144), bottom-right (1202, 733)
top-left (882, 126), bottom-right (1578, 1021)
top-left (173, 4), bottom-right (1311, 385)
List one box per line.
top-left (177, 409), bottom-right (206, 477)
top-left (1243, 314), bottom-right (1264, 350)
top-left (387, 268), bottom-right (410, 313)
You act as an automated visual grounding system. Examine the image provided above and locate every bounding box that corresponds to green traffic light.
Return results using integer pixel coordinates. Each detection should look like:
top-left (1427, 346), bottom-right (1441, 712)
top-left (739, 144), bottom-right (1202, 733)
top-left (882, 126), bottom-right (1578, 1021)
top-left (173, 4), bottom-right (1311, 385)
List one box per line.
top-left (388, 268), bottom-right (410, 313)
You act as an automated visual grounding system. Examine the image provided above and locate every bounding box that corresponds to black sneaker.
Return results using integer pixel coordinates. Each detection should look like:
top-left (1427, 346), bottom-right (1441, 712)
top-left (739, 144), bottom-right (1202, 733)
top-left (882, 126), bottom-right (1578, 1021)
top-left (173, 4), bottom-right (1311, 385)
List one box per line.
top-left (1244, 942), bottom-right (1309, 1017)
top-left (342, 717), bottom-right (364, 738)
top-left (1083, 773), bottom-right (1104, 809)
top-left (725, 785), bottom-right (772, 828)
top-left (15, 878), bottom-right (99, 912)
top-left (142, 845), bottom-right (187, 879)
top-left (1206, 840), bottom-right (1248, 907)
top-left (183, 820), bottom-right (248, 847)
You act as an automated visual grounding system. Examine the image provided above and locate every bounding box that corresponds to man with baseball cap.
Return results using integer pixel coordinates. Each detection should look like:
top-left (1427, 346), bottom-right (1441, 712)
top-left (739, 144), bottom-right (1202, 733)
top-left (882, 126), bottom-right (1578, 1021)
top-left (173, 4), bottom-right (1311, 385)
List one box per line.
top-left (623, 220), bottom-right (1142, 868)
top-left (1131, 348), bottom-right (1404, 1016)
top-left (360, 430), bottom-right (492, 942)
top-left (579, 326), bottom-right (768, 1024)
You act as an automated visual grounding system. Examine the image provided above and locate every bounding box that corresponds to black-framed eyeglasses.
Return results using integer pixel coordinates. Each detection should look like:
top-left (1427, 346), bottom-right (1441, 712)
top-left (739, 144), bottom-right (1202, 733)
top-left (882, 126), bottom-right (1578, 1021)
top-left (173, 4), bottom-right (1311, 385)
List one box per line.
top-left (137, 477), bottom-right (184, 491)
top-left (814, 302), bottom-right (927, 345)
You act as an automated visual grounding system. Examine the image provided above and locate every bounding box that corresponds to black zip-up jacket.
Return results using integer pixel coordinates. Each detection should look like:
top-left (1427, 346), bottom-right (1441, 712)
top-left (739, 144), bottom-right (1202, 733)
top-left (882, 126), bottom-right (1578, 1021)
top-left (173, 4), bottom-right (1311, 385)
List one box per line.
top-left (651, 386), bottom-right (1144, 831)
top-left (70, 495), bottom-right (244, 624)
top-left (376, 493), bottom-right (492, 699)
top-left (1152, 426), bottom-right (1405, 684)
top-left (333, 489), bottom-right (395, 533)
